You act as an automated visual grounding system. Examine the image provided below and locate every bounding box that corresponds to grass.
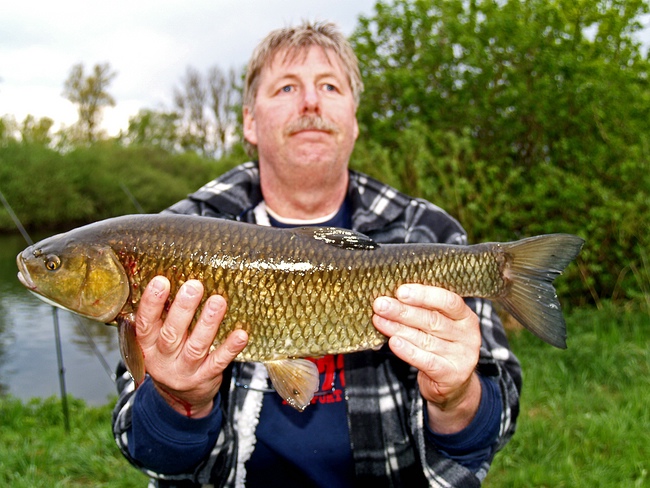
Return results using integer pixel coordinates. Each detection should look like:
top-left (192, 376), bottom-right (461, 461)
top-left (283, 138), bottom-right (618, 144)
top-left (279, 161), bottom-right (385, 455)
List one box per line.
top-left (0, 303), bottom-right (647, 487)
top-left (485, 302), bottom-right (650, 487)
top-left (0, 396), bottom-right (148, 487)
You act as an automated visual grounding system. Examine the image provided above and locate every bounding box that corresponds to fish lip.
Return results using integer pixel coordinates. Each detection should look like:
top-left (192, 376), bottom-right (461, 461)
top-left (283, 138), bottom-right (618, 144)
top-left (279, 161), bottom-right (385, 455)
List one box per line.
top-left (16, 253), bottom-right (36, 290)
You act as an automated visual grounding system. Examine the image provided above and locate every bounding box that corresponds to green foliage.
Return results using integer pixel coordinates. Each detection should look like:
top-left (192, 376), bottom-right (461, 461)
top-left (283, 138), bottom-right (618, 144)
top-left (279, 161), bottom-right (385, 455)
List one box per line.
top-left (0, 141), bottom-right (239, 232)
top-left (118, 109), bottom-right (181, 152)
top-left (350, 0), bottom-right (650, 305)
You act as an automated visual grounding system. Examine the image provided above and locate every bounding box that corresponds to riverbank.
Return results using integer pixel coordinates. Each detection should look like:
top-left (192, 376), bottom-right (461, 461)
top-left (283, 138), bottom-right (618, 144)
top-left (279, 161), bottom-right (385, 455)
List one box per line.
top-left (1, 303), bottom-right (647, 486)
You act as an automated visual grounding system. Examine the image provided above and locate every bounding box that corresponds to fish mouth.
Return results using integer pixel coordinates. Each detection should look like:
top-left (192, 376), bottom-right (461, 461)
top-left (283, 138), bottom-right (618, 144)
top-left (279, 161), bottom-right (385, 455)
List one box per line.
top-left (16, 253), bottom-right (36, 290)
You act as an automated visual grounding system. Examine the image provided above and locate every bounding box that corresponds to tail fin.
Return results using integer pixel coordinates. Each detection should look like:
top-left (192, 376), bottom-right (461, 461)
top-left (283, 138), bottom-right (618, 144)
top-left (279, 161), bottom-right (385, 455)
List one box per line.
top-left (497, 234), bottom-right (584, 349)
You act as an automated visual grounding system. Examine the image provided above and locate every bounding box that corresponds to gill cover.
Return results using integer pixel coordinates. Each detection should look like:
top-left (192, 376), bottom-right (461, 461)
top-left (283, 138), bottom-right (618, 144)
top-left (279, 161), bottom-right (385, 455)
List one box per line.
top-left (17, 241), bottom-right (129, 323)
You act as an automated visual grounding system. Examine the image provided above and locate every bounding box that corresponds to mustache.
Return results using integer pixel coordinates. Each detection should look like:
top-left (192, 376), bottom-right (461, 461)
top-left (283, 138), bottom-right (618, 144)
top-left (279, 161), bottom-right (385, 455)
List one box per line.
top-left (284, 116), bottom-right (339, 135)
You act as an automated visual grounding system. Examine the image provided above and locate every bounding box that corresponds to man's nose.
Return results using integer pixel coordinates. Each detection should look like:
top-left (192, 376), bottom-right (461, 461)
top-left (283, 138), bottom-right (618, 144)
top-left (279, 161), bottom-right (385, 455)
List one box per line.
top-left (300, 86), bottom-right (321, 114)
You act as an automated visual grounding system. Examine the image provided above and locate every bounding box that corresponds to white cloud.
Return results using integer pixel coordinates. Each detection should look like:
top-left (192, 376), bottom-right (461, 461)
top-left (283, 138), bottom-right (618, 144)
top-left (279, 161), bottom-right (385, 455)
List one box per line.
top-left (0, 0), bottom-right (377, 135)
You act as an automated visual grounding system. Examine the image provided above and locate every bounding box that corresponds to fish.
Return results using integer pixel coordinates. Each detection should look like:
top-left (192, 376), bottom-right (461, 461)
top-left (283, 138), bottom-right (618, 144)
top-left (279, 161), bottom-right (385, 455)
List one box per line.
top-left (16, 214), bottom-right (584, 411)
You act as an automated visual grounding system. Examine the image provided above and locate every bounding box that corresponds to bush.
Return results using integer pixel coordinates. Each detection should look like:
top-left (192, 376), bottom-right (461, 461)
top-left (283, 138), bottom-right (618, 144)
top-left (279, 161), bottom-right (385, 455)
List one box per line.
top-left (349, 0), bottom-right (650, 306)
top-left (0, 141), bottom-right (239, 232)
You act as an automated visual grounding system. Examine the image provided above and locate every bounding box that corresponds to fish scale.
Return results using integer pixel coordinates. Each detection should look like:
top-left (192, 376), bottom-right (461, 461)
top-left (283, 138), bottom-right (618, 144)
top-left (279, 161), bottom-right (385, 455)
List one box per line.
top-left (16, 213), bottom-right (583, 410)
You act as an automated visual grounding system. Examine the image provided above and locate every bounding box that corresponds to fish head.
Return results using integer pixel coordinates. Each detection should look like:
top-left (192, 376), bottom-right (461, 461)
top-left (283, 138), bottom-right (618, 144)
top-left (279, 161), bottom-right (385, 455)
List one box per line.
top-left (16, 233), bottom-right (129, 323)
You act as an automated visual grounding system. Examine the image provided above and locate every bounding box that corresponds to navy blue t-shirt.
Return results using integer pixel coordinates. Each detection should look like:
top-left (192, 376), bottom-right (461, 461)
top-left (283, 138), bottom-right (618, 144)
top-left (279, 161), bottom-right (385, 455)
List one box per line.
top-left (246, 199), bottom-right (355, 487)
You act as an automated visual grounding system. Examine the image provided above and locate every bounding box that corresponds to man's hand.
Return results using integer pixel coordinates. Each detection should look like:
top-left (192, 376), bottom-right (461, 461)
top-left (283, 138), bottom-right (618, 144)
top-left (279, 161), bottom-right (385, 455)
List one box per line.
top-left (135, 276), bottom-right (248, 418)
top-left (372, 284), bottom-right (482, 434)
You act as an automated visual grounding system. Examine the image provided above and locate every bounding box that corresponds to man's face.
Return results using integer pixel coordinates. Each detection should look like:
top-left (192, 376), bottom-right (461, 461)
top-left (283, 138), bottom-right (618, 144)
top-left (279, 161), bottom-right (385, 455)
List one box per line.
top-left (243, 46), bottom-right (359, 176)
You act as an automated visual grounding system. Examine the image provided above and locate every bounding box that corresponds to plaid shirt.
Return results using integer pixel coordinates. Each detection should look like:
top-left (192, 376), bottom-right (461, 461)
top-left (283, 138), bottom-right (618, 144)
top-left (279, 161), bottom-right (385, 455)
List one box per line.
top-left (113, 162), bottom-right (522, 487)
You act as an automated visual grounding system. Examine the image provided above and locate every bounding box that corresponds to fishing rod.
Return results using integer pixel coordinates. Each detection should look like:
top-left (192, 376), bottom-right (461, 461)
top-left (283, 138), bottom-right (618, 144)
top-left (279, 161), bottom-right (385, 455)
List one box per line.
top-left (119, 183), bottom-right (145, 214)
top-left (75, 317), bottom-right (117, 383)
top-left (0, 184), bottom-right (146, 413)
top-left (0, 189), bottom-right (70, 432)
top-left (0, 191), bottom-right (117, 384)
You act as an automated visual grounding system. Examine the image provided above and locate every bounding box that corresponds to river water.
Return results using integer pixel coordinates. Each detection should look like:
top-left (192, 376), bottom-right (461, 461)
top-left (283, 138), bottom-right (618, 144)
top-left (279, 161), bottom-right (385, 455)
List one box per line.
top-left (0, 233), bottom-right (121, 405)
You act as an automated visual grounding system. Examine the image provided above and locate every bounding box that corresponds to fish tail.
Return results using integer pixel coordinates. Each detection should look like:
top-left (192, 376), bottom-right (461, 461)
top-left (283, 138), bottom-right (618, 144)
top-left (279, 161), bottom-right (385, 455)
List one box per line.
top-left (496, 234), bottom-right (584, 348)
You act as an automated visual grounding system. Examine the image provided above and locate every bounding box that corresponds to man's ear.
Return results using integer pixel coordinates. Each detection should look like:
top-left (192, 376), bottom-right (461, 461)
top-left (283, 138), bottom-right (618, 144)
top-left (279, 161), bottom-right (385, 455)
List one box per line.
top-left (243, 105), bottom-right (258, 145)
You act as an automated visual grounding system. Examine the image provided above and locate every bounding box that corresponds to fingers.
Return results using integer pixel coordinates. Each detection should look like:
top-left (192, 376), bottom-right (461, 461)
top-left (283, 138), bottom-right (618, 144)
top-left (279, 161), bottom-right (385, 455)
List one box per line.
top-left (181, 294), bottom-right (247, 368)
top-left (131, 276), bottom-right (247, 417)
top-left (396, 284), bottom-right (470, 322)
top-left (183, 294), bottom-right (227, 361)
top-left (372, 284), bottom-right (481, 403)
top-left (373, 285), bottom-right (472, 343)
top-left (208, 329), bottom-right (248, 374)
top-left (157, 280), bottom-right (204, 354)
top-left (135, 276), bottom-right (170, 348)
top-left (386, 335), bottom-right (446, 374)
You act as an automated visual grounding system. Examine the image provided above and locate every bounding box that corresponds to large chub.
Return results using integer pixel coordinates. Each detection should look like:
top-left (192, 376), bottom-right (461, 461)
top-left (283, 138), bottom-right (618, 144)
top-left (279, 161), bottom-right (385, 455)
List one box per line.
top-left (497, 234), bottom-right (584, 348)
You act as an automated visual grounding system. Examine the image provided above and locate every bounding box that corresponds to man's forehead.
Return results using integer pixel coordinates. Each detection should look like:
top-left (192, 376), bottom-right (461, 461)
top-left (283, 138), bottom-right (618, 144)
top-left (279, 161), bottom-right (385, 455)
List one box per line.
top-left (266, 45), bottom-right (344, 74)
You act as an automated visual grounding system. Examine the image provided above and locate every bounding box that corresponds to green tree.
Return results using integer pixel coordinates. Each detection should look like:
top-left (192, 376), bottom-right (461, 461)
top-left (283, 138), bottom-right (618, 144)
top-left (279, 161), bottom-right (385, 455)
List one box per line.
top-left (20, 115), bottom-right (54, 145)
top-left (174, 66), bottom-right (209, 154)
top-left (350, 0), bottom-right (650, 304)
top-left (120, 109), bottom-right (181, 152)
top-left (62, 62), bottom-right (117, 143)
top-left (0, 115), bottom-right (53, 145)
top-left (173, 65), bottom-right (241, 156)
top-left (0, 115), bottom-right (17, 142)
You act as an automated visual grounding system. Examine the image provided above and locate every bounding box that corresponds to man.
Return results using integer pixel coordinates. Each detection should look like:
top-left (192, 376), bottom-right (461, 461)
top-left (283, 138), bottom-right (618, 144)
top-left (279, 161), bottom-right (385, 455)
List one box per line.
top-left (113, 21), bottom-right (521, 487)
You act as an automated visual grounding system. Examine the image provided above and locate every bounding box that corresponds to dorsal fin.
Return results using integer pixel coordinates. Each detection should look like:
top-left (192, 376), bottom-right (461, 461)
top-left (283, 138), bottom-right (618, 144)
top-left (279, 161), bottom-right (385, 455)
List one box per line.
top-left (291, 227), bottom-right (379, 250)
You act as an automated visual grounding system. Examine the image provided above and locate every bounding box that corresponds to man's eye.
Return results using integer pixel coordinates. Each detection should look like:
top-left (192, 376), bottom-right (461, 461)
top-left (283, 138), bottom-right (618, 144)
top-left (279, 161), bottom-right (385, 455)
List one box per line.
top-left (281, 85), bottom-right (293, 93)
top-left (324, 84), bottom-right (336, 92)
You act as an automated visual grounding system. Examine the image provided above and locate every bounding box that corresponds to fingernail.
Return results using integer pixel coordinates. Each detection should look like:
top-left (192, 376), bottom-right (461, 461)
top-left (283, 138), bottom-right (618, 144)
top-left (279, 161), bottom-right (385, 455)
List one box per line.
top-left (183, 282), bottom-right (200, 298)
top-left (375, 297), bottom-right (390, 313)
top-left (397, 285), bottom-right (411, 300)
top-left (150, 277), bottom-right (165, 296)
top-left (206, 297), bottom-right (222, 313)
top-left (206, 299), bottom-right (218, 312)
top-left (234, 331), bottom-right (248, 346)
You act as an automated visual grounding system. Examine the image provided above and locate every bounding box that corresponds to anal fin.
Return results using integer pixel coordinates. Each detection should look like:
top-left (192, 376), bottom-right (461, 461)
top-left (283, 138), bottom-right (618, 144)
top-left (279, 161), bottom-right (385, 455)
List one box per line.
top-left (116, 313), bottom-right (146, 387)
top-left (265, 358), bottom-right (320, 412)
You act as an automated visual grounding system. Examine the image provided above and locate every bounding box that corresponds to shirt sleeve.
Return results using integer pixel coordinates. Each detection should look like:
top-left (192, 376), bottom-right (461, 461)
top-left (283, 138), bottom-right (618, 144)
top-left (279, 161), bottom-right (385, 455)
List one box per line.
top-left (424, 374), bottom-right (502, 472)
top-left (126, 377), bottom-right (223, 475)
top-left (112, 361), bottom-right (238, 484)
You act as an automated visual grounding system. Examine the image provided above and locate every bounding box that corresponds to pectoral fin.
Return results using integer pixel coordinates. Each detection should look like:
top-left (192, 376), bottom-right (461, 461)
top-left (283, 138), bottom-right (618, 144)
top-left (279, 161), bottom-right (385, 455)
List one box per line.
top-left (116, 313), bottom-right (146, 387)
top-left (265, 358), bottom-right (320, 412)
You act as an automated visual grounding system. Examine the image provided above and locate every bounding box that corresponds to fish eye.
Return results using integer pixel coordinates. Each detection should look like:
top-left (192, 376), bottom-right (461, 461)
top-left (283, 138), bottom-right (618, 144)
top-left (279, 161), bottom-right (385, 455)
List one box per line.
top-left (45, 255), bottom-right (61, 271)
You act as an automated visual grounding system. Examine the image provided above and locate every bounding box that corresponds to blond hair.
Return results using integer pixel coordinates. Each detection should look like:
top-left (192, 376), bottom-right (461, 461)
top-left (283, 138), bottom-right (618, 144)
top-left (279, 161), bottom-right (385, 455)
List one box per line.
top-left (243, 20), bottom-right (363, 110)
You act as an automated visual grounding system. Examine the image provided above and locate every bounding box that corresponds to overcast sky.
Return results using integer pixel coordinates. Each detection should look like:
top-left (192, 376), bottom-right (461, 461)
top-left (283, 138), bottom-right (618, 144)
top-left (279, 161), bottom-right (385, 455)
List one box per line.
top-left (0, 0), bottom-right (377, 135)
top-left (2, 2), bottom-right (648, 137)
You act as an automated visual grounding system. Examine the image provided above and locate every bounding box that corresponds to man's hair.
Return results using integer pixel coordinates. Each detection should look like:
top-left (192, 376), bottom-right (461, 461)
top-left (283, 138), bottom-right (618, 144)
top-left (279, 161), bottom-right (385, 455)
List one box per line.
top-left (243, 20), bottom-right (363, 111)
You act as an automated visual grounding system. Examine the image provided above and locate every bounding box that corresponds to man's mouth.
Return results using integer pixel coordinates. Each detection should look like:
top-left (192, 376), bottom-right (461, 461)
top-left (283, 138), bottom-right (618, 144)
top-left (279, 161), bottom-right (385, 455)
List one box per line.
top-left (285, 116), bottom-right (338, 135)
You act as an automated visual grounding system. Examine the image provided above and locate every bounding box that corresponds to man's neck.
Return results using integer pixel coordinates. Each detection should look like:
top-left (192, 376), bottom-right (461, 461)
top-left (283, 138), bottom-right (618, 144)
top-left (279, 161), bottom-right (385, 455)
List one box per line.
top-left (260, 167), bottom-right (349, 220)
